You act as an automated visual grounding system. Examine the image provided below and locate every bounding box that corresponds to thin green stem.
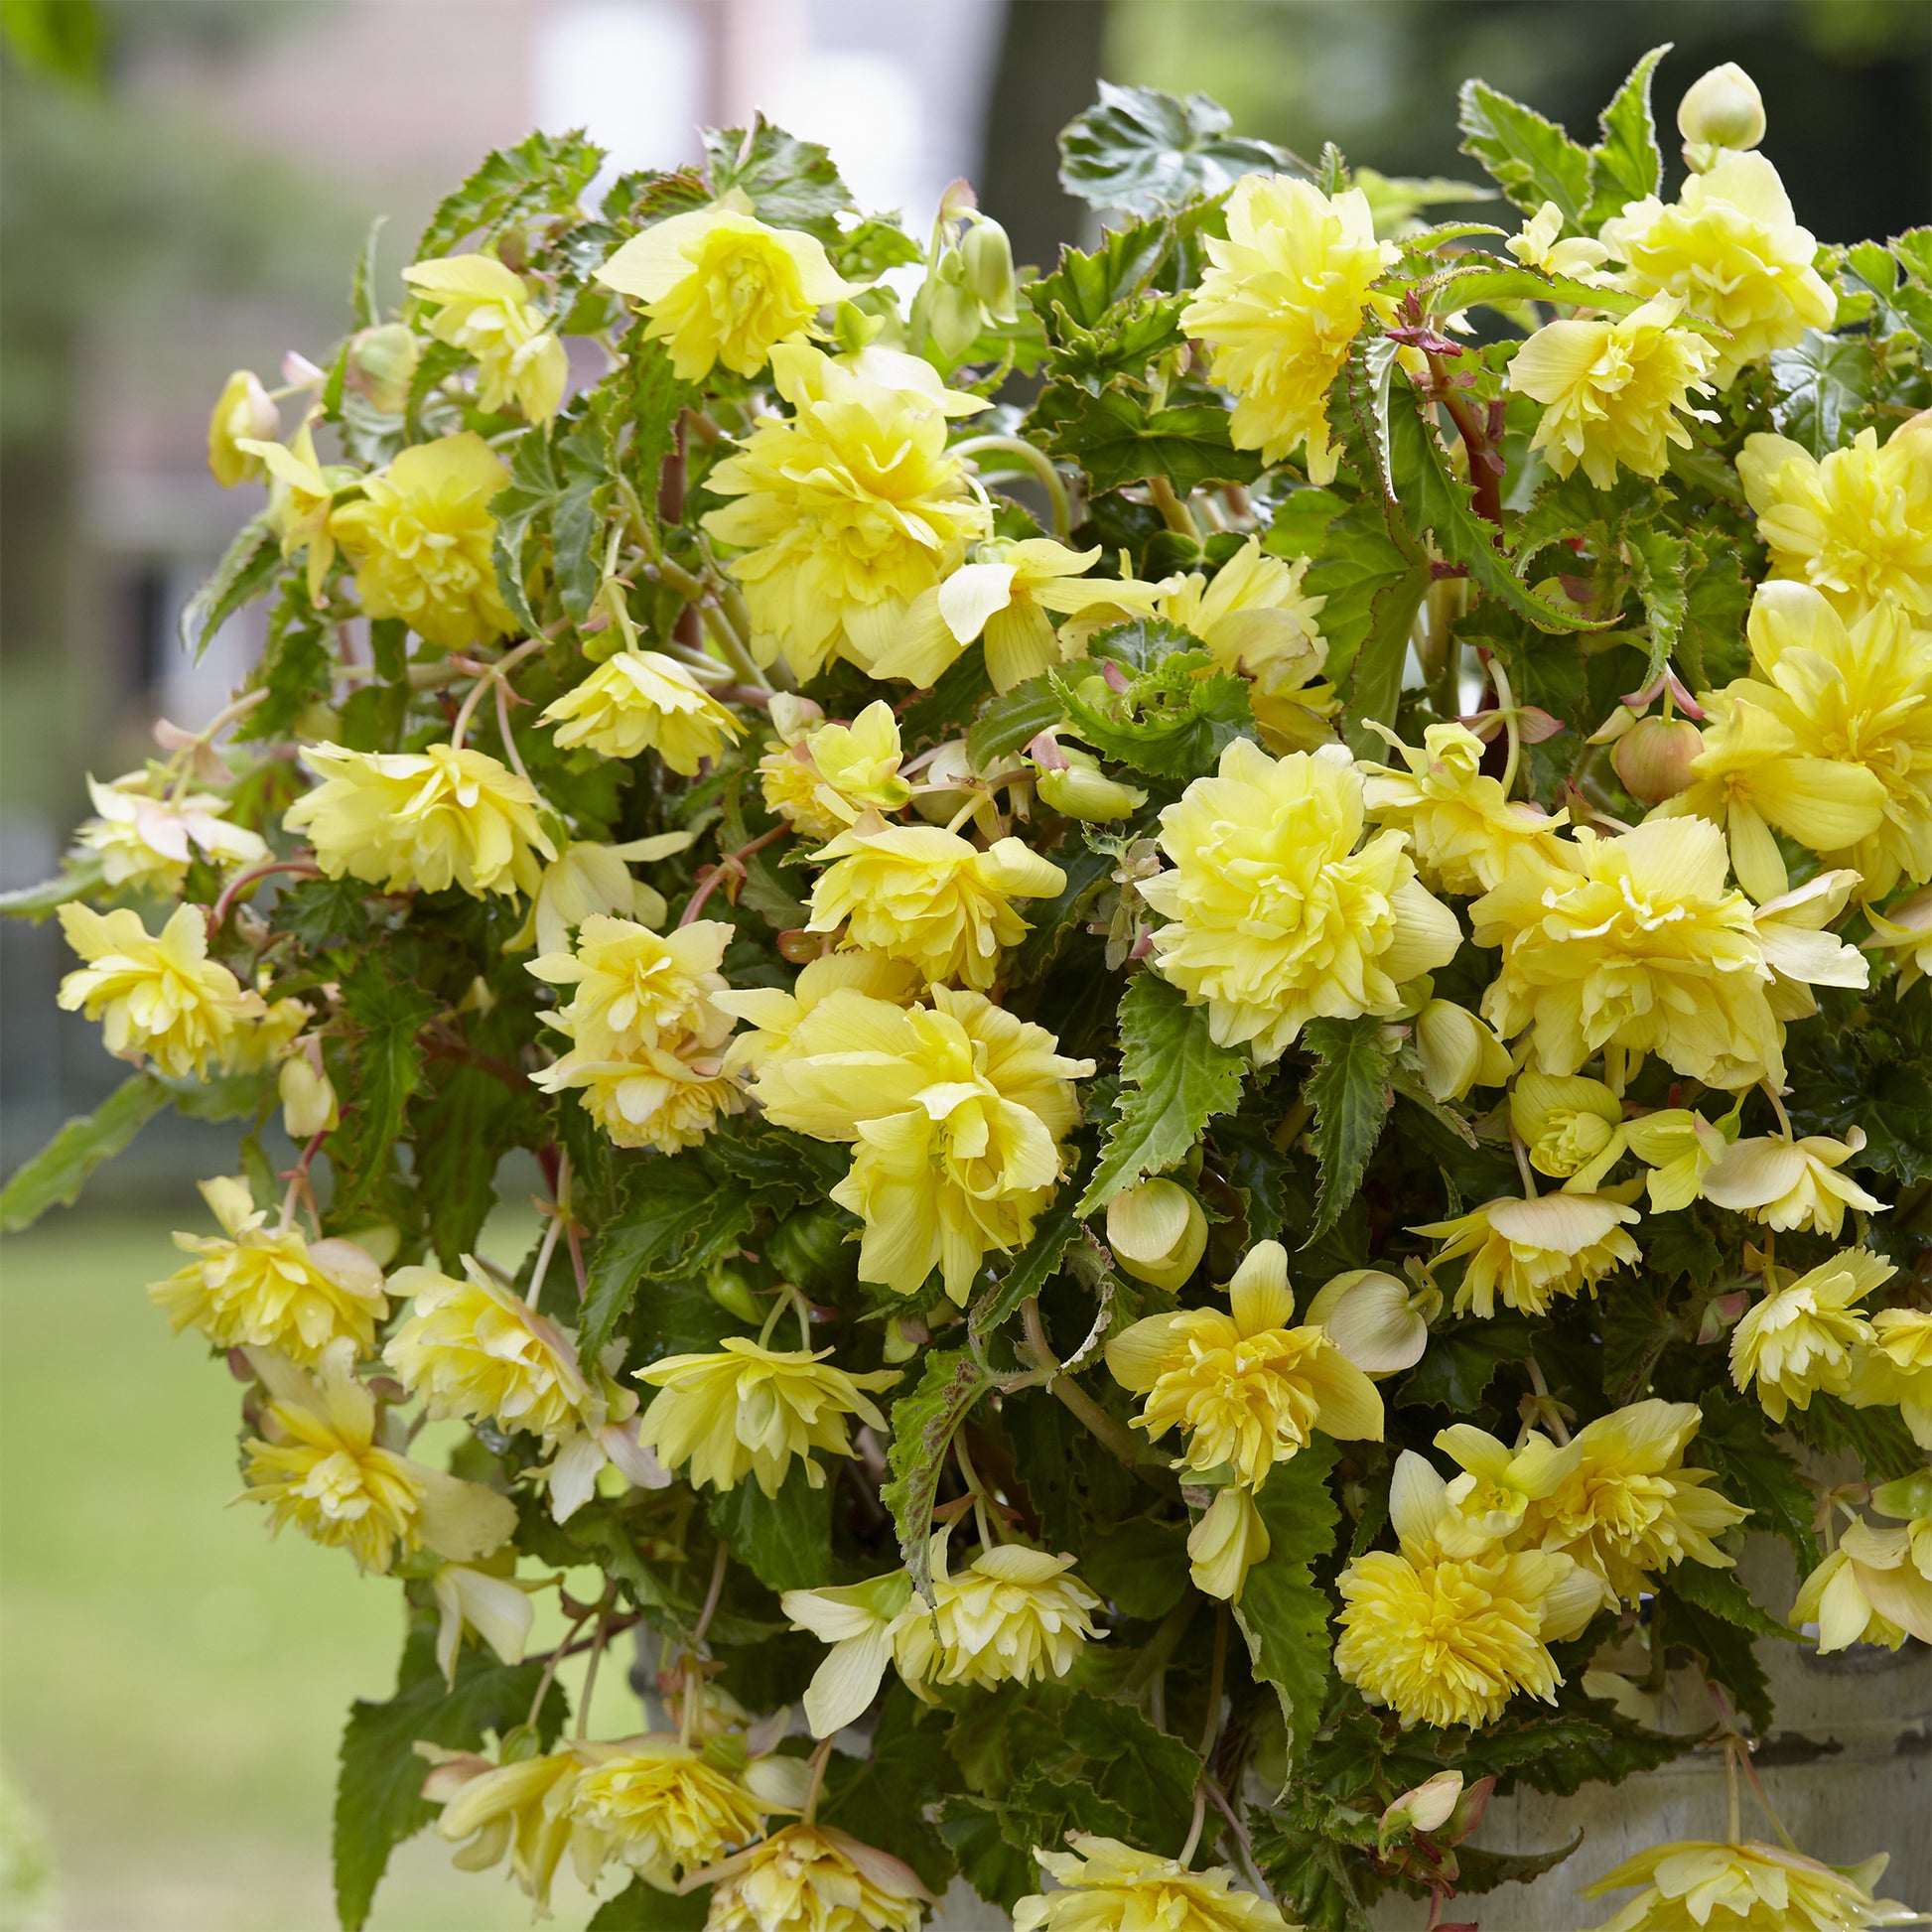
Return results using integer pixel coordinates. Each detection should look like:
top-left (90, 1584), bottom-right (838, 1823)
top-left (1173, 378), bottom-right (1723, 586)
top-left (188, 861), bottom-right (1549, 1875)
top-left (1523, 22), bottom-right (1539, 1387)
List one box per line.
top-left (1148, 474), bottom-right (1200, 539)
top-left (951, 435), bottom-right (1072, 540)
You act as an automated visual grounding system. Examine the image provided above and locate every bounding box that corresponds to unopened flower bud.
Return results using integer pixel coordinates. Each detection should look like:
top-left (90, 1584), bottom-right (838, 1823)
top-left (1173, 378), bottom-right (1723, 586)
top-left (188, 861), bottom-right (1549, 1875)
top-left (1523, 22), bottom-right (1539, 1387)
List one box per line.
top-left (1678, 64), bottom-right (1765, 167)
top-left (884, 1313), bottom-right (928, 1363)
top-left (706, 1266), bottom-right (761, 1324)
top-left (1380, 1770), bottom-right (1463, 1849)
top-left (279, 1052), bottom-right (340, 1139)
top-left (1106, 1177), bottom-right (1207, 1291)
top-left (927, 255), bottom-right (982, 361)
top-left (833, 298), bottom-right (887, 354)
top-left (1035, 747), bottom-right (1149, 823)
top-left (1612, 714), bottom-right (1702, 804)
top-left (1414, 998), bottom-right (1512, 1102)
top-left (207, 370), bottom-right (281, 488)
top-left (347, 323), bottom-right (419, 416)
top-left (961, 215), bottom-right (1018, 324)
top-left (1305, 1268), bottom-right (1434, 1375)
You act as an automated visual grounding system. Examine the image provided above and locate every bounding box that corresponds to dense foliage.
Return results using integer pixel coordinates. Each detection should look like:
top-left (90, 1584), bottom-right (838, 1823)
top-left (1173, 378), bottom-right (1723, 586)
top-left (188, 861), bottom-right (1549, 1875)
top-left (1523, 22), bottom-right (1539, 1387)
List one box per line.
top-left (5, 48), bottom-right (1930, 1932)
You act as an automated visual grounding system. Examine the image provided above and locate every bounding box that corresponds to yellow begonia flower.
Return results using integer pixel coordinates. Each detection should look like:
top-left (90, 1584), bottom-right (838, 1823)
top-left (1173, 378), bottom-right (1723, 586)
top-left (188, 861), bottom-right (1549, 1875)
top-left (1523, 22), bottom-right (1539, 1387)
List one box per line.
top-left (1185, 1485), bottom-right (1273, 1603)
top-left (1851, 1309), bottom-right (1932, 1449)
top-left (1430, 1422), bottom-right (1581, 1558)
top-left (1729, 1249), bottom-right (1889, 1423)
top-left (1178, 174), bottom-right (1399, 481)
top-left (1739, 418), bottom-right (1932, 619)
top-left (1702, 1131), bottom-right (1885, 1237)
top-left (236, 419), bottom-right (342, 604)
top-left (1414, 997), bottom-right (1513, 1101)
top-left (1510, 1071), bottom-right (1622, 1179)
top-left (1413, 1191), bottom-right (1639, 1320)
top-left (540, 649), bottom-right (745, 773)
top-left (1142, 739), bottom-right (1460, 1065)
top-left (1334, 1450), bottom-right (1595, 1729)
top-left (805, 819), bottom-right (1066, 991)
top-left (540, 1037), bottom-right (744, 1152)
top-left (505, 831), bottom-right (695, 955)
top-left (1516, 1400), bottom-right (1748, 1608)
top-left (729, 984), bottom-right (1090, 1303)
top-left (1618, 1105), bottom-right (1736, 1211)
top-left (1105, 1238), bottom-right (1384, 1487)
top-left (1473, 816), bottom-right (1833, 1089)
top-left (1729, 582), bottom-right (1932, 899)
top-left (285, 742), bottom-right (556, 898)
top-left (207, 367), bottom-right (279, 486)
top-left (151, 1174), bottom-right (388, 1364)
top-left (1508, 296), bottom-right (1718, 490)
top-left (634, 1336), bottom-right (897, 1497)
top-left (1791, 1516), bottom-right (1932, 1655)
top-left (1361, 721), bottom-right (1570, 897)
top-left (702, 344), bottom-right (991, 682)
top-left (57, 900), bottom-right (264, 1079)
top-left (240, 1339), bottom-right (516, 1575)
top-left (423, 1744), bottom-right (593, 1915)
top-left (719, 949), bottom-right (922, 1077)
top-left (1015, 1834), bottom-right (1293, 1932)
top-left (331, 432), bottom-right (515, 652)
top-left (1504, 200), bottom-right (1615, 284)
top-left (702, 1823), bottom-right (931, 1932)
top-left (597, 203), bottom-right (854, 381)
top-left (1583, 1839), bottom-right (1917, 1932)
top-left (569, 1740), bottom-right (770, 1891)
top-left (74, 771), bottom-right (268, 896)
top-left (430, 1561), bottom-right (536, 1687)
top-left (758, 696), bottom-right (911, 840)
top-left (1863, 885), bottom-right (1932, 992)
top-left (1599, 151), bottom-right (1837, 388)
top-left (403, 253), bottom-right (568, 426)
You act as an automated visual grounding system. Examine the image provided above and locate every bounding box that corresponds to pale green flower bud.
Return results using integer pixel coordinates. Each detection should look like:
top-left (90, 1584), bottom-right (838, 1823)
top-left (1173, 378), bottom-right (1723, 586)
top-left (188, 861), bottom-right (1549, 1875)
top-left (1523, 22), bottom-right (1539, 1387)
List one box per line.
top-left (1035, 747), bottom-right (1149, 823)
top-left (347, 323), bottom-right (419, 415)
top-left (961, 216), bottom-right (1018, 323)
top-left (1106, 1177), bottom-right (1207, 1291)
top-left (1678, 64), bottom-right (1766, 167)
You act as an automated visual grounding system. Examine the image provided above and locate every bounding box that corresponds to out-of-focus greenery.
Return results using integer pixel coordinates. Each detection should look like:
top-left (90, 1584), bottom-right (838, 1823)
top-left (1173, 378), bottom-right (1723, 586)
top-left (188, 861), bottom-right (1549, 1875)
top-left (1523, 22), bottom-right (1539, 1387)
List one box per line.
top-left (1107, 0), bottom-right (1929, 244)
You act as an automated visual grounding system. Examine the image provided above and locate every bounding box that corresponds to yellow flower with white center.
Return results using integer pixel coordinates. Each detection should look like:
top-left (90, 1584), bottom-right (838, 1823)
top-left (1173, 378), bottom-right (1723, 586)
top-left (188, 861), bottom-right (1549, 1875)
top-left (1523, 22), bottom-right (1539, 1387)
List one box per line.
top-left (403, 254), bottom-right (567, 426)
top-left (718, 949), bottom-right (921, 1077)
top-left (1413, 1191), bottom-right (1639, 1320)
top-left (1738, 418), bottom-right (1932, 618)
top-left (1514, 1400), bottom-right (1749, 1609)
top-left (285, 742), bottom-right (555, 898)
top-left (597, 203), bottom-right (854, 381)
top-left (528, 914), bottom-right (735, 1060)
top-left (1791, 1516), bottom-right (1932, 1655)
top-left (1185, 1485), bottom-right (1272, 1603)
top-left (1334, 1450), bottom-right (1596, 1729)
top-left (1850, 1310), bottom-right (1932, 1449)
top-left (151, 1174), bottom-right (388, 1364)
top-left (1142, 739), bottom-right (1460, 1065)
top-left (1510, 1071), bottom-right (1622, 1180)
top-left (1599, 151), bottom-right (1837, 388)
top-left (331, 432), bottom-right (515, 652)
top-left (874, 540), bottom-right (1164, 693)
top-left (702, 344), bottom-right (991, 681)
top-left (1473, 818), bottom-right (1793, 1089)
top-left (1361, 721), bottom-right (1570, 897)
top-left (1105, 1177), bottom-right (1207, 1291)
top-left (57, 901), bottom-right (263, 1079)
top-left (635, 1336), bottom-right (897, 1497)
top-left (1430, 1423), bottom-right (1582, 1558)
top-left (1863, 885), bottom-right (1932, 993)
top-left (758, 696), bottom-right (909, 839)
top-left (240, 1340), bottom-right (516, 1575)
top-left (1508, 296), bottom-right (1718, 490)
top-left (1620, 1106), bottom-right (1736, 1211)
top-left (1583, 1839), bottom-right (1917, 1932)
top-left (1732, 581), bottom-right (1932, 898)
top-left (1729, 1249), bottom-right (1888, 1423)
top-left (1178, 174), bottom-right (1399, 480)
top-left (1504, 200), bottom-right (1615, 284)
top-left (540, 649), bottom-right (744, 773)
top-left (430, 1561), bottom-right (536, 1687)
top-left (207, 368), bottom-right (279, 486)
top-left (1702, 1131), bottom-right (1885, 1237)
top-left (237, 419), bottom-right (344, 603)
top-left (702, 1823), bottom-right (931, 1932)
top-left (505, 831), bottom-right (695, 955)
top-left (74, 771), bottom-right (268, 896)
top-left (900, 1539), bottom-right (1106, 1695)
top-left (736, 985), bottom-right (1091, 1302)
top-left (422, 1744), bottom-right (593, 1914)
top-left (1105, 1238), bottom-right (1384, 1486)
top-left (1413, 998), bottom-right (1512, 1102)
top-left (568, 1740), bottom-right (769, 1891)
top-left (1015, 1834), bottom-right (1293, 1932)
top-left (805, 820), bottom-right (1066, 991)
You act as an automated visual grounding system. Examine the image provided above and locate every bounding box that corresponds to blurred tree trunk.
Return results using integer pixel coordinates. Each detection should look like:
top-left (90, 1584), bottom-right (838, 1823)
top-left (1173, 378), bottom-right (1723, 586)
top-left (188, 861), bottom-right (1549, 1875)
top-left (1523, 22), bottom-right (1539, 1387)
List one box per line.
top-left (977, 0), bottom-right (1106, 277)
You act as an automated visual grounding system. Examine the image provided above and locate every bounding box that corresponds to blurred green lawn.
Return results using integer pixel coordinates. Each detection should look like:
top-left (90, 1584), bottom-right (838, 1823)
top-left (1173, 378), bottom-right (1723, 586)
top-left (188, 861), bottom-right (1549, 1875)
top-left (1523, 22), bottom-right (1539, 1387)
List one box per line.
top-left (0, 1207), bottom-right (635, 1932)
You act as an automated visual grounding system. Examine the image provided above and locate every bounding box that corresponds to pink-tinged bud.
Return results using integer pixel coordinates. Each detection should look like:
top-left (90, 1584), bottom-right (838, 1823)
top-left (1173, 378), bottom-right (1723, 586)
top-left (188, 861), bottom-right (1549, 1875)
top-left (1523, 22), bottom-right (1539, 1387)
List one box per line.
top-left (1613, 715), bottom-right (1703, 804)
top-left (1379, 1769), bottom-right (1463, 1849)
top-left (347, 324), bottom-right (419, 415)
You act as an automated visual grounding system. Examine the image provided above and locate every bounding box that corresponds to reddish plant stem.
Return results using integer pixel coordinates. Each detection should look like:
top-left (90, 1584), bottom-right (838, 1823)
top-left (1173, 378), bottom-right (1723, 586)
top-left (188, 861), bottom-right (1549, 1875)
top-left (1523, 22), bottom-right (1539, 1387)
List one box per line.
top-left (209, 858), bottom-right (324, 929)
top-left (680, 824), bottom-right (788, 925)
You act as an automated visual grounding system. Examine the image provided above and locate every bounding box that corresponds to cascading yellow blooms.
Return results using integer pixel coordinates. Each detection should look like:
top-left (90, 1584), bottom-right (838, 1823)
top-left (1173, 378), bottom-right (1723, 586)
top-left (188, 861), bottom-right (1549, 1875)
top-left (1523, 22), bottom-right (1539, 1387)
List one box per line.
top-left (568, 1741), bottom-right (769, 1890)
top-left (1599, 151), bottom-right (1836, 387)
top-left (505, 830), bottom-right (694, 956)
top-left (758, 697), bottom-right (911, 839)
top-left (151, 1174), bottom-right (388, 1364)
top-left (75, 771), bottom-right (267, 895)
top-left (285, 742), bottom-right (556, 897)
top-left (1701, 1130), bottom-right (1886, 1236)
top-left (528, 915), bottom-right (744, 1153)
top-left (1141, 739), bottom-right (1460, 1064)
top-left (634, 1336), bottom-right (898, 1495)
top-left (1510, 1072), bottom-right (1622, 1179)
top-left (422, 1744), bottom-right (593, 1915)
top-left (1412, 1191), bottom-right (1640, 1319)
top-left (597, 203), bottom-right (854, 381)
top-left (1739, 418), bottom-right (1932, 618)
top-left (701, 344), bottom-right (991, 681)
top-left (1583, 1840), bottom-right (1918, 1932)
top-left (1730, 1250), bottom-right (1888, 1422)
top-left (1790, 1516), bottom-right (1932, 1655)
top-left (57, 901), bottom-right (264, 1079)
top-left (703, 1823), bottom-right (931, 1932)
top-left (403, 254), bottom-right (568, 426)
top-left (1851, 1310), bottom-right (1932, 1449)
top-left (1178, 174), bottom-right (1398, 480)
top-left (726, 982), bottom-right (1090, 1302)
top-left (1015, 1835), bottom-right (1293, 1932)
top-left (330, 432), bottom-right (515, 651)
top-left (539, 648), bottom-right (745, 772)
top-left (805, 819), bottom-right (1067, 991)
top-left (719, 949), bottom-right (922, 1076)
top-left (1509, 296), bottom-right (1718, 488)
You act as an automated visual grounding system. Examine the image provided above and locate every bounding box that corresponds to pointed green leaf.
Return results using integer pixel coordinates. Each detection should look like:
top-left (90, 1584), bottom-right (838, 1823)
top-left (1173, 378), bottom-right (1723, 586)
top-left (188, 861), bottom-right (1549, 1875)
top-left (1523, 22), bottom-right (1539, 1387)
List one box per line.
top-left (1301, 1016), bottom-right (1396, 1242)
top-left (1058, 81), bottom-right (1300, 216)
top-left (1457, 77), bottom-right (1591, 225)
top-left (881, 1347), bottom-right (996, 1604)
top-left (0, 1072), bottom-right (170, 1233)
top-left (1587, 45), bottom-right (1670, 228)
